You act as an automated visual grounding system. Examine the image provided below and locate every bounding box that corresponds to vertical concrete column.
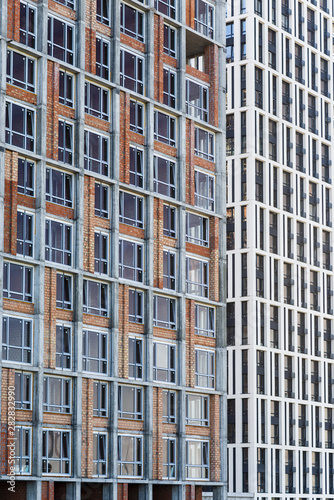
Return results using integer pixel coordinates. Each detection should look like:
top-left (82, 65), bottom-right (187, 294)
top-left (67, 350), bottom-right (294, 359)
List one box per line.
top-left (71, 0), bottom-right (86, 498)
top-left (176, 1), bottom-right (187, 491)
top-left (0, 0), bottom-right (8, 426)
top-left (215, 1), bottom-right (226, 499)
top-left (110, 2), bottom-right (121, 497)
top-left (144, 8), bottom-right (155, 498)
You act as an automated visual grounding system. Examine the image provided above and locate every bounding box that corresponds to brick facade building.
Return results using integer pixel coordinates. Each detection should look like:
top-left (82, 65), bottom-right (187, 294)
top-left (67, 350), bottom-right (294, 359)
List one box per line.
top-left (0, 0), bottom-right (226, 499)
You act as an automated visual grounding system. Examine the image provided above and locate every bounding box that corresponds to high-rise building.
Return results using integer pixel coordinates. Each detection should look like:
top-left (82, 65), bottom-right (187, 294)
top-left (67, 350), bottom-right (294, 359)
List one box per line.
top-left (226, 0), bottom-right (334, 498)
top-left (0, 0), bottom-right (226, 499)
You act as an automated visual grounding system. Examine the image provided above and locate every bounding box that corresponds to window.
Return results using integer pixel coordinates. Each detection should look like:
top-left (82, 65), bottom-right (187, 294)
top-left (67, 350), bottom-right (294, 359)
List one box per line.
top-left (130, 100), bottom-right (144, 134)
top-left (93, 381), bottom-right (108, 417)
top-left (118, 386), bottom-right (143, 420)
top-left (195, 304), bottom-right (214, 337)
top-left (18, 158), bottom-right (34, 197)
top-left (3, 262), bottom-right (33, 302)
top-left (58, 120), bottom-right (73, 164)
top-left (14, 427), bottom-right (31, 475)
top-left (55, 0), bottom-right (74, 9)
top-left (7, 50), bottom-right (35, 92)
top-left (162, 390), bottom-right (176, 423)
top-left (43, 376), bottom-right (71, 413)
top-left (56, 273), bottom-right (72, 310)
top-left (85, 82), bottom-right (109, 120)
top-left (45, 219), bottom-right (72, 266)
top-left (42, 430), bottom-right (70, 475)
top-left (82, 330), bottom-right (107, 373)
top-left (129, 337), bottom-right (143, 379)
top-left (195, 0), bottom-right (214, 38)
top-left (120, 3), bottom-right (144, 42)
top-left (186, 257), bottom-right (209, 297)
top-left (83, 280), bottom-right (108, 316)
top-left (186, 213), bottom-right (209, 247)
top-left (268, 29), bottom-right (276, 69)
top-left (119, 239), bottom-right (143, 282)
top-left (186, 440), bottom-right (209, 479)
top-left (153, 342), bottom-right (176, 383)
top-left (154, 156), bottom-right (176, 198)
top-left (164, 24), bottom-right (176, 57)
top-left (6, 102), bottom-right (34, 151)
top-left (155, 0), bottom-right (176, 18)
top-left (2, 316), bottom-right (32, 364)
top-left (194, 170), bottom-right (214, 211)
top-left (20, 1), bottom-right (36, 48)
top-left (17, 210), bottom-right (34, 257)
top-left (187, 53), bottom-right (205, 71)
top-left (154, 111), bottom-right (176, 146)
top-left (96, 0), bottom-right (110, 25)
top-left (59, 70), bottom-right (74, 107)
top-left (94, 232), bottom-right (108, 274)
top-left (129, 289), bottom-right (143, 323)
top-left (47, 16), bottom-right (74, 65)
top-left (186, 394), bottom-right (209, 426)
top-left (56, 325), bottom-right (71, 370)
top-left (95, 182), bottom-right (109, 218)
top-left (120, 49), bottom-right (144, 95)
top-left (118, 435), bottom-right (143, 477)
top-left (153, 295), bottom-right (176, 329)
top-left (84, 130), bottom-right (109, 176)
top-left (46, 167), bottom-right (73, 207)
top-left (119, 191), bottom-right (143, 228)
top-left (226, 22), bottom-right (234, 63)
top-left (93, 433), bottom-right (107, 477)
top-left (195, 349), bottom-right (214, 388)
top-left (163, 68), bottom-right (176, 108)
top-left (186, 80), bottom-right (209, 122)
top-left (15, 372), bottom-right (32, 409)
top-left (194, 127), bottom-right (214, 161)
top-left (163, 250), bottom-right (176, 290)
top-left (163, 438), bottom-right (176, 479)
top-left (96, 37), bottom-right (110, 80)
top-left (129, 146), bottom-right (144, 188)
top-left (163, 205), bottom-right (176, 238)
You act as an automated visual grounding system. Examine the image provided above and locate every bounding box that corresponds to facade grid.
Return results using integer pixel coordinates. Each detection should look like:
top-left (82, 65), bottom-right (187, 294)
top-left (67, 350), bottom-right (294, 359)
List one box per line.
top-left (226, 0), bottom-right (334, 498)
top-left (0, 0), bottom-right (226, 500)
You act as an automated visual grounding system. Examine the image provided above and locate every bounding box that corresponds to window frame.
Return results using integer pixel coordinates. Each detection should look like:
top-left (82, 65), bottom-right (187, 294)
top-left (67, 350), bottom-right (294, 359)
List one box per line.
top-left (56, 324), bottom-right (72, 370)
top-left (186, 212), bottom-right (209, 247)
top-left (186, 79), bottom-right (209, 122)
top-left (85, 81), bottom-right (109, 121)
top-left (5, 101), bottom-right (35, 152)
top-left (129, 145), bottom-right (144, 188)
top-left (186, 393), bottom-right (209, 426)
top-left (163, 24), bottom-right (176, 57)
top-left (195, 0), bottom-right (214, 39)
top-left (95, 182), bottom-right (109, 218)
top-left (42, 429), bottom-right (71, 475)
top-left (59, 69), bottom-right (74, 108)
top-left (45, 218), bottom-right (72, 266)
top-left (119, 191), bottom-right (144, 228)
top-left (120, 48), bottom-right (144, 95)
top-left (93, 380), bottom-right (108, 417)
top-left (14, 426), bottom-right (31, 475)
top-left (96, 0), bottom-right (111, 26)
top-left (129, 289), bottom-right (144, 324)
top-left (15, 372), bottom-right (32, 409)
top-left (194, 169), bottom-right (215, 211)
top-left (56, 273), bottom-right (72, 310)
top-left (153, 155), bottom-right (176, 198)
top-left (162, 389), bottom-right (176, 423)
top-left (119, 239), bottom-right (143, 283)
top-left (82, 329), bottom-right (108, 374)
top-left (154, 110), bottom-right (176, 147)
top-left (93, 432), bottom-right (107, 477)
top-left (163, 204), bottom-right (176, 238)
top-left (186, 256), bottom-right (209, 297)
top-left (153, 341), bottom-right (176, 384)
top-left (84, 129), bottom-right (109, 176)
top-left (6, 49), bottom-right (35, 93)
top-left (83, 280), bottom-right (108, 317)
top-left (118, 385), bottom-right (143, 420)
top-left (94, 231), bottom-right (109, 275)
top-left (3, 261), bottom-right (33, 303)
top-left (155, 0), bottom-right (176, 19)
top-left (3, 316), bottom-right (32, 364)
top-left (46, 167), bottom-right (73, 208)
top-left (47, 15), bottom-right (74, 65)
top-left (120, 3), bottom-right (144, 42)
top-left (153, 295), bottom-right (176, 329)
top-left (58, 119), bottom-right (74, 165)
top-left (96, 36), bottom-right (110, 80)
top-left (20, 1), bottom-right (36, 48)
top-left (194, 127), bottom-right (215, 161)
top-left (129, 336), bottom-right (143, 379)
top-left (18, 157), bottom-right (35, 197)
top-left (117, 434), bottom-right (143, 478)
top-left (130, 100), bottom-right (144, 134)
top-left (162, 437), bottom-right (177, 480)
top-left (195, 348), bottom-right (215, 389)
top-left (195, 304), bottom-right (215, 337)
top-left (17, 209), bottom-right (34, 258)
top-left (186, 439), bottom-right (209, 479)
top-left (43, 376), bottom-right (71, 414)
top-left (163, 249), bottom-right (176, 290)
